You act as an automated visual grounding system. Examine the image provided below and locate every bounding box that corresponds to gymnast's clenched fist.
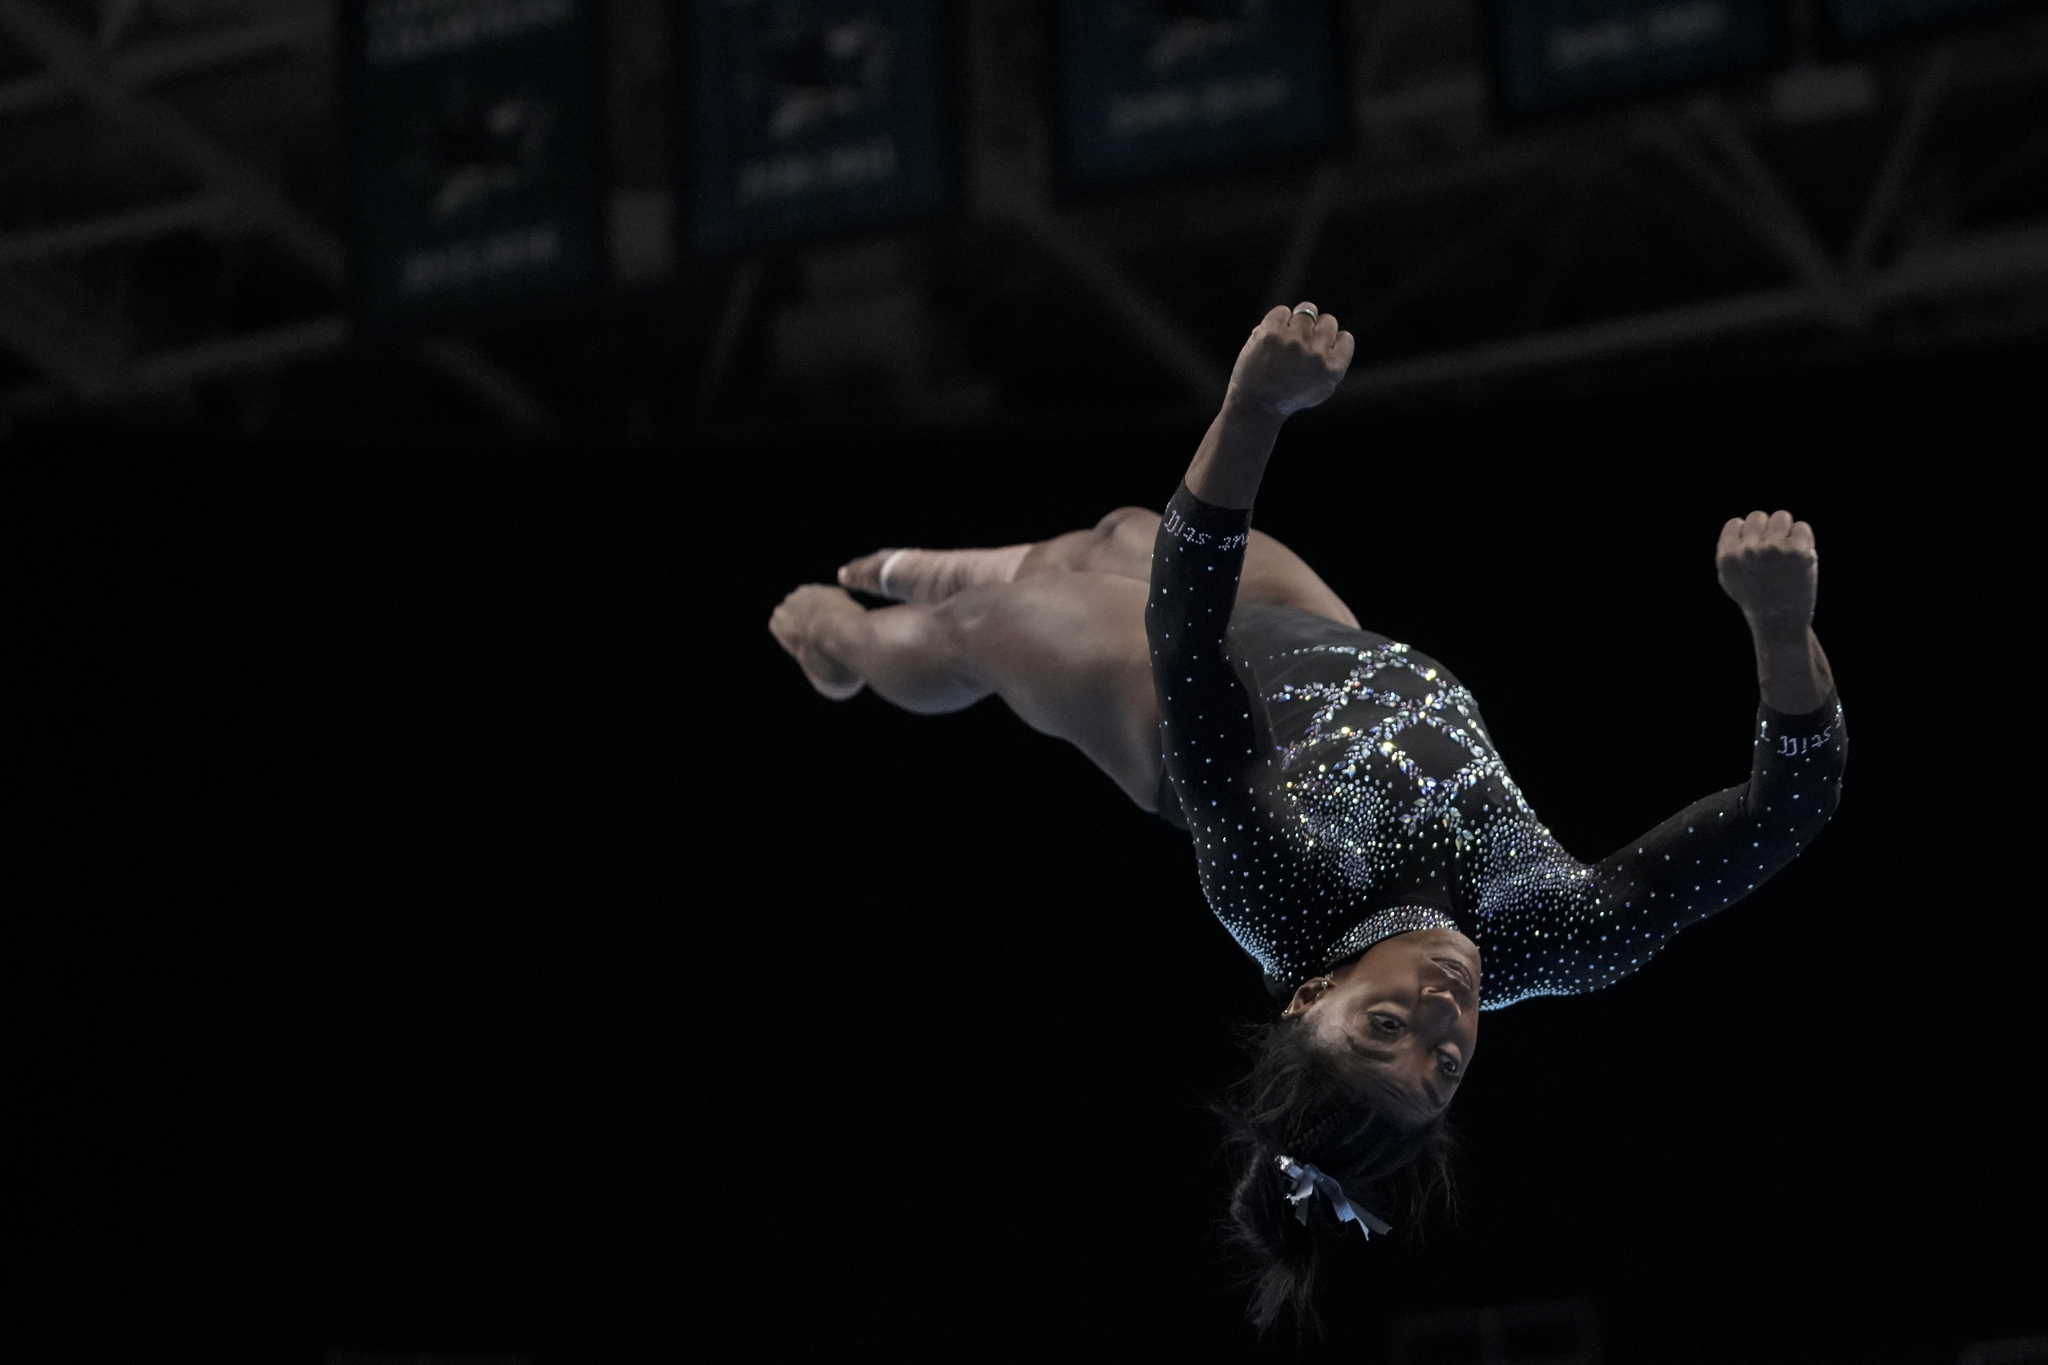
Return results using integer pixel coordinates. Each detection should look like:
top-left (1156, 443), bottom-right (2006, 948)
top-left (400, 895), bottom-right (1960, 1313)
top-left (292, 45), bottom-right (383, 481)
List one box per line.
top-left (1716, 509), bottom-right (1819, 629)
top-left (1225, 302), bottom-right (1356, 418)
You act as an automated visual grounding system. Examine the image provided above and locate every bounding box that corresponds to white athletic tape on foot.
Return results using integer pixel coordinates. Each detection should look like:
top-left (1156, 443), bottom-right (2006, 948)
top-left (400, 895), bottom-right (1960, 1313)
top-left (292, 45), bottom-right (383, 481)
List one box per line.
top-left (877, 549), bottom-right (912, 600)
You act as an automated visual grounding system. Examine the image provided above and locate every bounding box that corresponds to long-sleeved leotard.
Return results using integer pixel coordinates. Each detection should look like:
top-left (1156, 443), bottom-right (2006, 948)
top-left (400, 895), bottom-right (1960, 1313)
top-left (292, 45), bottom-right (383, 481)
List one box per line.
top-left (1145, 484), bottom-right (1846, 1009)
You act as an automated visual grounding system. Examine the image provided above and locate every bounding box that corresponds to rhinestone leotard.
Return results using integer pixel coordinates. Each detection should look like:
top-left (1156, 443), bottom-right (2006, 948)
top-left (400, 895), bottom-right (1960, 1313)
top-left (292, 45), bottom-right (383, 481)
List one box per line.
top-left (1147, 484), bottom-right (1846, 1009)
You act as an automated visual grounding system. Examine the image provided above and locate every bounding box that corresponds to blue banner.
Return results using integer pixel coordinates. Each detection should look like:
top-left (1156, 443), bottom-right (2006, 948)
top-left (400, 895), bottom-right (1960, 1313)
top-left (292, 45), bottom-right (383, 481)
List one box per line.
top-left (1826, 0), bottom-right (2030, 41)
top-left (1491, 0), bottom-right (1781, 116)
top-left (1057, 0), bottom-right (1340, 184)
top-left (690, 1), bottom-right (948, 249)
top-left (351, 0), bottom-right (601, 327)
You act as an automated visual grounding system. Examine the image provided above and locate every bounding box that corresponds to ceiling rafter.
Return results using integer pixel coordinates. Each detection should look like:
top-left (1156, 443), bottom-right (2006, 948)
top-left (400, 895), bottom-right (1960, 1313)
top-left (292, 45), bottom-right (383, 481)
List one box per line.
top-left (0, 0), bottom-right (2043, 435)
top-left (1012, 204), bottom-right (1229, 403)
top-left (1848, 47), bottom-right (1956, 277)
top-left (1338, 221), bottom-right (2048, 397)
top-left (0, 0), bottom-right (342, 284)
top-left (0, 0), bottom-right (557, 428)
top-left (1647, 101), bottom-right (1853, 324)
top-left (0, 6), bottom-right (324, 117)
top-left (0, 192), bottom-right (234, 268)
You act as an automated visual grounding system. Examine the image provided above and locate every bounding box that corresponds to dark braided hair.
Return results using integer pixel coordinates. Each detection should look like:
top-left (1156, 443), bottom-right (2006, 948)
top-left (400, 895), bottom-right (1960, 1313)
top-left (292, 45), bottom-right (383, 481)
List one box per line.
top-left (1217, 1014), bottom-right (1458, 1333)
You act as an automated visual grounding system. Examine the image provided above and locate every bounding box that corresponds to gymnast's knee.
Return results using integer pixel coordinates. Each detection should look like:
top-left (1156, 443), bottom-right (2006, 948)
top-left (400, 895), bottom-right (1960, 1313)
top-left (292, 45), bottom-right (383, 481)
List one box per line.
top-left (1093, 506), bottom-right (1159, 535)
top-left (1095, 507), bottom-right (1162, 562)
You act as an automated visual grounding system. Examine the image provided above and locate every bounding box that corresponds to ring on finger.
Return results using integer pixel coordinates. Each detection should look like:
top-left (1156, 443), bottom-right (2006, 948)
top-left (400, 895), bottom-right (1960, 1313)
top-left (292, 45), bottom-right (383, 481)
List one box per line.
top-left (1292, 303), bottom-right (1319, 321)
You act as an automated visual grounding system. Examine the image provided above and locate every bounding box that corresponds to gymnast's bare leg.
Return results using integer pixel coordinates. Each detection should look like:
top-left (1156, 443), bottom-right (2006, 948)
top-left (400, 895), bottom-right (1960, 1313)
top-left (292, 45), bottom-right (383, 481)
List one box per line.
top-left (767, 513), bottom-right (1355, 812)
top-left (833, 510), bottom-right (1357, 629)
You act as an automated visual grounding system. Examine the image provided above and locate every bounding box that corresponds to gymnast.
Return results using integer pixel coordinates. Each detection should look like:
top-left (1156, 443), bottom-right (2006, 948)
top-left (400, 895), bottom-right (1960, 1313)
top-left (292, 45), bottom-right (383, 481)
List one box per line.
top-left (769, 303), bottom-right (1845, 1329)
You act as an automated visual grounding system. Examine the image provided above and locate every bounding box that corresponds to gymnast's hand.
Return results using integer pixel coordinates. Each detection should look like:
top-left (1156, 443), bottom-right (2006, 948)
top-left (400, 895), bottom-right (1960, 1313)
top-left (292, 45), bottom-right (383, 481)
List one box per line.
top-left (1715, 510), bottom-right (1817, 628)
top-left (1185, 303), bottom-right (1355, 508)
top-left (1225, 303), bottom-right (1356, 418)
top-left (1716, 510), bottom-right (1834, 713)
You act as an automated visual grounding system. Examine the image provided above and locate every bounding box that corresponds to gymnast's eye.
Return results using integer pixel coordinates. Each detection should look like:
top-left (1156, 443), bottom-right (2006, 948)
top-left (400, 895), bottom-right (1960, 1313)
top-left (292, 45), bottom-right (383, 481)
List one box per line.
top-left (1369, 1012), bottom-right (1404, 1037)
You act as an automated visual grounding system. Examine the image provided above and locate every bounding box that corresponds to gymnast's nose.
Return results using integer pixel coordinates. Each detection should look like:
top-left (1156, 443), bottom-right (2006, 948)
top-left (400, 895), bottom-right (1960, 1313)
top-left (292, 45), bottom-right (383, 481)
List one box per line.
top-left (1418, 983), bottom-right (1463, 1025)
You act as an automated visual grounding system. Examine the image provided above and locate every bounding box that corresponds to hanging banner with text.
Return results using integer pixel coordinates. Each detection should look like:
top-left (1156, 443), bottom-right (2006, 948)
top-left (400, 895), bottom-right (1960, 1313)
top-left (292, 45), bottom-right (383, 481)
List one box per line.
top-left (1489, 0), bottom-right (1782, 116)
top-left (349, 0), bottom-right (601, 327)
top-left (689, 0), bottom-right (948, 249)
top-left (1056, 0), bottom-right (1340, 185)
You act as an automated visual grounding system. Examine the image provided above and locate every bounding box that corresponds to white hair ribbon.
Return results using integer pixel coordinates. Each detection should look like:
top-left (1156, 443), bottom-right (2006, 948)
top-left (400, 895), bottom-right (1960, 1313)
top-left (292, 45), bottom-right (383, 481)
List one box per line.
top-left (1276, 1155), bottom-right (1393, 1239)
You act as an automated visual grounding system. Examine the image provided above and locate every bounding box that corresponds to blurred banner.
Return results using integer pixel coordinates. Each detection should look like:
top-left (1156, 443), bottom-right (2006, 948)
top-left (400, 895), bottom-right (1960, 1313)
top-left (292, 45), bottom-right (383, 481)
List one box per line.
top-left (689, 1), bottom-right (949, 249)
top-left (1056, 0), bottom-right (1340, 185)
top-left (349, 0), bottom-right (601, 328)
top-left (1826, 0), bottom-right (2030, 41)
top-left (1490, 0), bottom-right (1782, 116)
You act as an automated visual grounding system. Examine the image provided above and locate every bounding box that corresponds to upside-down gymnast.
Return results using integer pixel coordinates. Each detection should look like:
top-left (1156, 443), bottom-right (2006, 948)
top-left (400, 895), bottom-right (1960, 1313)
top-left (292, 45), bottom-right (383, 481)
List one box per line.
top-left (769, 303), bottom-right (1846, 1329)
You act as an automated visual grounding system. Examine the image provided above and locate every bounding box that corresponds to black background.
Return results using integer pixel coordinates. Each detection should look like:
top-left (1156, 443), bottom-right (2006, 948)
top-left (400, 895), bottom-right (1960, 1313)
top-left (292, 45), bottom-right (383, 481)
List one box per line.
top-left (24, 343), bottom-right (2042, 1362)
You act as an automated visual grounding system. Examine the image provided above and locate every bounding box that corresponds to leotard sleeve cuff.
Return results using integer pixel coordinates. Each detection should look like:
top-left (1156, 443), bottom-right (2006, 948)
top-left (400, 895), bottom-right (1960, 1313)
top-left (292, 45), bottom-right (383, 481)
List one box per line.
top-left (1161, 482), bottom-right (1252, 550)
top-left (1759, 688), bottom-right (1842, 733)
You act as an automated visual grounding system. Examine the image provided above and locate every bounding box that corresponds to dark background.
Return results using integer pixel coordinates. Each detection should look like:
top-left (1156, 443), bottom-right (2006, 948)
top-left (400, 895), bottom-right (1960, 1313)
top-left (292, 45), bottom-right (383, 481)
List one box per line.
top-left (23, 340), bottom-right (2042, 1362)
top-left (6, 0), bottom-right (2046, 1358)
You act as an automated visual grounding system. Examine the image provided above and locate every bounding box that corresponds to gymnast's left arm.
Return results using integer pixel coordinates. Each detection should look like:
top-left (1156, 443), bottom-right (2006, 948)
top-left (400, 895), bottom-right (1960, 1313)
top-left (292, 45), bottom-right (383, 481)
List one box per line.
top-left (1485, 512), bottom-right (1847, 1002)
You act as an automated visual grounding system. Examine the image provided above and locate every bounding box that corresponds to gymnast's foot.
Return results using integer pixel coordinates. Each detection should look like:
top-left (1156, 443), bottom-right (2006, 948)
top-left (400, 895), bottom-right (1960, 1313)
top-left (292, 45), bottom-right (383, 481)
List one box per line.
top-left (838, 543), bottom-right (1030, 603)
top-left (769, 585), bottom-right (866, 700)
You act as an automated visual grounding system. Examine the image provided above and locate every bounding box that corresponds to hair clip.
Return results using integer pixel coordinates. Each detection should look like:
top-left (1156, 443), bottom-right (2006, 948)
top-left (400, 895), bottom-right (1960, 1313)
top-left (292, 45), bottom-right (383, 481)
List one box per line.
top-left (1276, 1155), bottom-right (1392, 1238)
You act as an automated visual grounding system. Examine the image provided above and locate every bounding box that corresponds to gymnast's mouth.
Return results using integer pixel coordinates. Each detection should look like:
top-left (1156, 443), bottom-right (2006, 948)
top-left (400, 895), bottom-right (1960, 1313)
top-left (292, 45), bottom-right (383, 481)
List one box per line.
top-left (1430, 956), bottom-right (1475, 992)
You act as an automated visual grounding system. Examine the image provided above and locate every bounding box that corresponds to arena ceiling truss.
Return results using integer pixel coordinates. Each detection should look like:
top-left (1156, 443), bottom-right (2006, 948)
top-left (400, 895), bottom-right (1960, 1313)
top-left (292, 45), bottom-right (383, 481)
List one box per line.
top-left (1, 0), bottom-right (2044, 437)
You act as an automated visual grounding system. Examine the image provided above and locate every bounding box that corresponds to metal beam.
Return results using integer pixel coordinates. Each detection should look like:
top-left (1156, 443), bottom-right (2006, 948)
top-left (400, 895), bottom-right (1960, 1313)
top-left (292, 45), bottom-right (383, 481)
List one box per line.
top-left (1690, 98), bottom-right (1846, 302)
top-left (60, 315), bottom-right (572, 431)
top-left (415, 336), bottom-right (552, 430)
top-left (1645, 103), bottom-right (1848, 321)
top-left (1012, 206), bottom-right (1227, 404)
top-left (3, 315), bottom-right (551, 430)
top-left (1078, 35), bottom-right (2048, 262)
top-left (1084, 140), bottom-right (1562, 254)
top-left (1847, 48), bottom-right (1954, 277)
top-left (0, 9), bottom-right (325, 117)
top-left (0, 0), bottom-right (345, 285)
top-left (0, 194), bottom-right (234, 268)
top-left (1866, 222), bottom-right (2048, 303)
top-left (0, 1), bottom-right (348, 408)
top-left (91, 223), bottom-right (2036, 412)
top-left (0, 0), bottom-right (542, 428)
top-left (1340, 220), bottom-right (2048, 397)
top-left (1347, 288), bottom-right (1821, 395)
top-left (130, 314), bottom-right (350, 389)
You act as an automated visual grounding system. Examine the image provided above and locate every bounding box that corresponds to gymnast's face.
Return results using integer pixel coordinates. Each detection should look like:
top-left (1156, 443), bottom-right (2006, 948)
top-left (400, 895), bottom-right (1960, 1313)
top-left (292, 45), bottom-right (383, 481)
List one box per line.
top-left (1282, 927), bottom-right (1480, 1122)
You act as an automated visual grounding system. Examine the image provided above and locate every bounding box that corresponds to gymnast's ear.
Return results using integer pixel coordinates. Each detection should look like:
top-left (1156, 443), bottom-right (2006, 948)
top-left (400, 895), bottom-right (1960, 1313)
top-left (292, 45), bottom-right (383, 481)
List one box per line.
top-left (1282, 976), bottom-right (1337, 1016)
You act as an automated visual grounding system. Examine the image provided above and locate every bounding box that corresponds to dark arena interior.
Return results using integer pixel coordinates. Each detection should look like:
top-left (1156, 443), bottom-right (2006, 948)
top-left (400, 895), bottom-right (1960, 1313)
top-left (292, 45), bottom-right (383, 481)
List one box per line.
top-left (10, 1), bottom-right (2046, 1363)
